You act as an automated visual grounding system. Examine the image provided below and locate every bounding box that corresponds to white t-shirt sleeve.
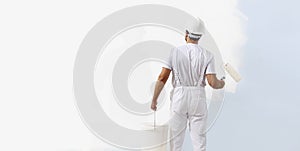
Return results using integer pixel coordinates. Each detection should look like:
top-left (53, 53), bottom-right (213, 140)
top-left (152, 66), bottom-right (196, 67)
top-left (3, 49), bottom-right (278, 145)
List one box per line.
top-left (205, 56), bottom-right (216, 74)
top-left (161, 48), bottom-right (174, 70)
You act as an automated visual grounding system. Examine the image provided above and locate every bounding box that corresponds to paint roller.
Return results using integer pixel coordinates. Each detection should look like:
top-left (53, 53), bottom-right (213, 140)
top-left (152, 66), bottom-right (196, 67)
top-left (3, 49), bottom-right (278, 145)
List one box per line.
top-left (154, 111), bottom-right (156, 131)
top-left (223, 63), bottom-right (242, 82)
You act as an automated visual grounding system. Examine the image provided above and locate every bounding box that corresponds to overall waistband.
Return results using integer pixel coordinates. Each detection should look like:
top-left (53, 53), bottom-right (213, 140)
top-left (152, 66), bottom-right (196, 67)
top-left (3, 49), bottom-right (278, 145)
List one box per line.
top-left (174, 85), bottom-right (205, 89)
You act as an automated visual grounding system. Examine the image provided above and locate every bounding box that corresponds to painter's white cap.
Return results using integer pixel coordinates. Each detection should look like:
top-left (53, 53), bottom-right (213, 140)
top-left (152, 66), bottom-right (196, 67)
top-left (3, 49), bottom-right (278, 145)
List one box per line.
top-left (185, 17), bottom-right (206, 37)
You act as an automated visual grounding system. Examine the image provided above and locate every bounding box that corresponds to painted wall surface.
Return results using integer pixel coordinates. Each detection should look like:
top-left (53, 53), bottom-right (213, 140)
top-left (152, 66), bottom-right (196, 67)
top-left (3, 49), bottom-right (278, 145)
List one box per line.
top-left (0, 0), bottom-right (299, 151)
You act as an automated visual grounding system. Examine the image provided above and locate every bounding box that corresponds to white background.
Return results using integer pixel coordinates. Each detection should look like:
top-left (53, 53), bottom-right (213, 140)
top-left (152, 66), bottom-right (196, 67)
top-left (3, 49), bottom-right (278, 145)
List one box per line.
top-left (0, 0), bottom-right (299, 151)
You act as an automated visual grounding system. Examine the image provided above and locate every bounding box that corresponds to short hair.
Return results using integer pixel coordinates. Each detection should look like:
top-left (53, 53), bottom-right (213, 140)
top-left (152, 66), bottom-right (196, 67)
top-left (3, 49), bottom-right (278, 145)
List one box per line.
top-left (186, 30), bottom-right (201, 41)
top-left (189, 35), bottom-right (200, 41)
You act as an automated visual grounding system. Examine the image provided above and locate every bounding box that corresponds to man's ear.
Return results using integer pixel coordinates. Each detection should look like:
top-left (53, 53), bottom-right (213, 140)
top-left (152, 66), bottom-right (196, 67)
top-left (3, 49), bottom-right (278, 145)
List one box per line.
top-left (185, 34), bottom-right (188, 42)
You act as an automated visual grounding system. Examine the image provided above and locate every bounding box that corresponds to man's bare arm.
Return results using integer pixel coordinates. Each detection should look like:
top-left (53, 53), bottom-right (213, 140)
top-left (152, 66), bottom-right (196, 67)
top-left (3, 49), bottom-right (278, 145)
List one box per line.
top-left (151, 68), bottom-right (171, 111)
top-left (206, 74), bottom-right (225, 89)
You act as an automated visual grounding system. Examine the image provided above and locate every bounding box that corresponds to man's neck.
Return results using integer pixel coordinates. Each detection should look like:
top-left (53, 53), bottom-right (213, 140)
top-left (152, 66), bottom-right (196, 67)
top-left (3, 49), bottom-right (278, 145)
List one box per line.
top-left (187, 41), bottom-right (198, 44)
top-left (186, 38), bottom-right (198, 44)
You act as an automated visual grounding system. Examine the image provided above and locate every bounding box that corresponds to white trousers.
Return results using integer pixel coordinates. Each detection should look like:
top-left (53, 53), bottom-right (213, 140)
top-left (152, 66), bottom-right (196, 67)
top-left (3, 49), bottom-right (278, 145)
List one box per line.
top-left (169, 86), bottom-right (208, 151)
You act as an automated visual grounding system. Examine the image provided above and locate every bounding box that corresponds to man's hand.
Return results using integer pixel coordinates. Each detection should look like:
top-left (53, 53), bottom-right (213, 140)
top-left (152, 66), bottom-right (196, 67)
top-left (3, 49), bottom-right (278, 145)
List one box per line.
top-left (151, 101), bottom-right (157, 111)
top-left (206, 74), bottom-right (225, 89)
top-left (150, 67), bottom-right (171, 111)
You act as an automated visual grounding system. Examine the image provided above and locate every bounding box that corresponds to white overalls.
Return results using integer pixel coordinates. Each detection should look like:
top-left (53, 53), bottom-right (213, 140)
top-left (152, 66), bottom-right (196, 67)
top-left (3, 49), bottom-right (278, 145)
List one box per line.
top-left (162, 43), bottom-right (216, 151)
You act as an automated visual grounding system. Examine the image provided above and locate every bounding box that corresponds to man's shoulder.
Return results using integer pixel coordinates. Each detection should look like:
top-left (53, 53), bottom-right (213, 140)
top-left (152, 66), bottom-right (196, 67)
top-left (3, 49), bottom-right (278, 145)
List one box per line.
top-left (174, 44), bottom-right (187, 50)
top-left (198, 46), bottom-right (213, 56)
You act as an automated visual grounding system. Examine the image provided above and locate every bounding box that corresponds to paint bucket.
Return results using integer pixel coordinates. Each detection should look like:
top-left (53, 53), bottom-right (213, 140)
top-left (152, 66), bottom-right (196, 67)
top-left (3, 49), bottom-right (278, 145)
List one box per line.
top-left (140, 122), bottom-right (169, 151)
